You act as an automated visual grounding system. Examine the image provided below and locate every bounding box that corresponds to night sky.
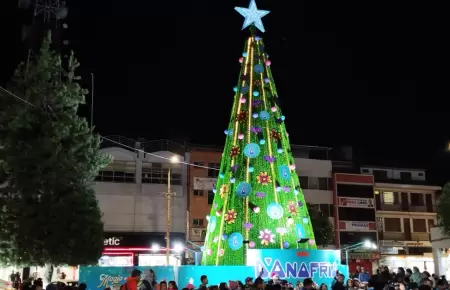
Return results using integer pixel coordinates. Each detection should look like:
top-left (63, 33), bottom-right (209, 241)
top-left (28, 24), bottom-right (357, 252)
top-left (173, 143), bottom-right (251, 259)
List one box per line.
top-left (0, 1), bottom-right (448, 183)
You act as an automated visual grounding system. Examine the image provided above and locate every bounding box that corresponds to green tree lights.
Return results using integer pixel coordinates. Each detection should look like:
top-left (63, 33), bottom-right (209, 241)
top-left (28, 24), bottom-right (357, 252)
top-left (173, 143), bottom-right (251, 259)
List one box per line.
top-left (201, 32), bottom-right (316, 266)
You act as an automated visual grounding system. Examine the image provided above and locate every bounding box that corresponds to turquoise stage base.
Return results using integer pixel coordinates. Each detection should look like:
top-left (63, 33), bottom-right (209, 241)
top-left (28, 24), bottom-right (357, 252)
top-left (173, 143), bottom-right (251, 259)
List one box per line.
top-left (79, 250), bottom-right (348, 290)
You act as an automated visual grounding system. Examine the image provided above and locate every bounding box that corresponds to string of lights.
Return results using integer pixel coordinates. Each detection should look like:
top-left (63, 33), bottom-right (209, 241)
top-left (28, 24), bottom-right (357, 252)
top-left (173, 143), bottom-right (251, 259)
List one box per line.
top-left (0, 85), bottom-right (220, 171)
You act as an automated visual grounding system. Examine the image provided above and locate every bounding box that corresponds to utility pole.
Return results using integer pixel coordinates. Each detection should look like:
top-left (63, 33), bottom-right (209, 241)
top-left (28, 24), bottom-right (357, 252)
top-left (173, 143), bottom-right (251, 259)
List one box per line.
top-left (161, 168), bottom-right (176, 265)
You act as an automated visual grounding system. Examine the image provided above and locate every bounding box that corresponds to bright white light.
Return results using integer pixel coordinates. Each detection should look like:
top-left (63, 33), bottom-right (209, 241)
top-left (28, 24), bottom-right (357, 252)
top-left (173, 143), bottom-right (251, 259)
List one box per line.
top-left (152, 243), bottom-right (160, 252)
top-left (371, 244), bottom-right (378, 250)
top-left (363, 240), bottom-right (377, 249)
top-left (170, 156), bottom-right (180, 163)
top-left (286, 217), bottom-right (294, 225)
top-left (174, 243), bottom-right (184, 252)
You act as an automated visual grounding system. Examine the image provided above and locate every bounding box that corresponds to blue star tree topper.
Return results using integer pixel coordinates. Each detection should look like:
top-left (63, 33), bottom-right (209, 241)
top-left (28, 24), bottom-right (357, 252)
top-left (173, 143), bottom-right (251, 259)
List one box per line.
top-left (235, 0), bottom-right (270, 33)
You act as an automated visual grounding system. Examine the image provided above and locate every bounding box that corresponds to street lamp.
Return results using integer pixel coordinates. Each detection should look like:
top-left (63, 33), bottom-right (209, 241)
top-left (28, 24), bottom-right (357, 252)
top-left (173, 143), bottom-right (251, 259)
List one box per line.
top-left (161, 155), bottom-right (179, 266)
top-left (342, 240), bottom-right (377, 276)
top-left (152, 243), bottom-right (160, 252)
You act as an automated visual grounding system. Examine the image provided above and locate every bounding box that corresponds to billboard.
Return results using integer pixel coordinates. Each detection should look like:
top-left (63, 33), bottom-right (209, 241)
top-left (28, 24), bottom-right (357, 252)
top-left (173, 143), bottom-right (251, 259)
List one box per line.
top-left (338, 197), bottom-right (374, 208)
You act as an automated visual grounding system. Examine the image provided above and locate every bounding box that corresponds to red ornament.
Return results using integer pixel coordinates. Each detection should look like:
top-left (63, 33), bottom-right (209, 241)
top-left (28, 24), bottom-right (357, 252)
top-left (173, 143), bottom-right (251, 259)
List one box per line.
top-left (230, 146), bottom-right (241, 157)
top-left (270, 129), bottom-right (281, 140)
top-left (236, 111), bottom-right (248, 122)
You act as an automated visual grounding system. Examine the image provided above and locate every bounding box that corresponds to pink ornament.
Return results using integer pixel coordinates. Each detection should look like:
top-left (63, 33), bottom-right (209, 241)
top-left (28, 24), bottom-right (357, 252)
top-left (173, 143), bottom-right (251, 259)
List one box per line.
top-left (238, 133), bottom-right (244, 140)
top-left (219, 249), bottom-right (225, 256)
top-left (265, 60), bottom-right (271, 66)
top-left (240, 98), bottom-right (247, 103)
top-left (249, 241), bottom-right (256, 248)
top-left (216, 210), bottom-right (222, 217)
top-left (239, 57), bottom-right (243, 63)
top-left (206, 248), bottom-right (212, 255)
top-left (309, 239), bottom-right (316, 245)
top-left (289, 164), bottom-right (296, 170)
top-left (271, 106), bottom-right (277, 112)
top-left (253, 206), bottom-right (260, 213)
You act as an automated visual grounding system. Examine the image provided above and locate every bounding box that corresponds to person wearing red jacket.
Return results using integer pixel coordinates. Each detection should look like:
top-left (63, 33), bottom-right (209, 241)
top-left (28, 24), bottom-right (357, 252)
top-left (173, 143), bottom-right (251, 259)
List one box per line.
top-left (124, 270), bottom-right (142, 290)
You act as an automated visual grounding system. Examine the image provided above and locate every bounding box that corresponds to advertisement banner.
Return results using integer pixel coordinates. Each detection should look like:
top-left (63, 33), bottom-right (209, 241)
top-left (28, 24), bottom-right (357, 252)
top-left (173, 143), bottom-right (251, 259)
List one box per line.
top-left (338, 197), bottom-right (374, 208)
top-left (193, 177), bottom-right (217, 190)
top-left (339, 221), bottom-right (377, 231)
top-left (246, 249), bottom-right (348, 286)
top-left (79, 266), bottom-right (175, 290)
top-left (177, 266), bottom-right (255, 287)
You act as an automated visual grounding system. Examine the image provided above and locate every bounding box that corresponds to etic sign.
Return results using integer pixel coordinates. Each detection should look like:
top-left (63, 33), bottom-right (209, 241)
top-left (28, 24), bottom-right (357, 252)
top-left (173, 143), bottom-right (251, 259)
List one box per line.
top-left (104, 237), bottom-right (121, 246)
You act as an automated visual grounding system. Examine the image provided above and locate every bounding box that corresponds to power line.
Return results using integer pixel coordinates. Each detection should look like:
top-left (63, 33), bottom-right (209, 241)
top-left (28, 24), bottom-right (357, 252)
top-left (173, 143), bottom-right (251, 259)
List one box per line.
top-left (0, 85), bottom-right (220, 171)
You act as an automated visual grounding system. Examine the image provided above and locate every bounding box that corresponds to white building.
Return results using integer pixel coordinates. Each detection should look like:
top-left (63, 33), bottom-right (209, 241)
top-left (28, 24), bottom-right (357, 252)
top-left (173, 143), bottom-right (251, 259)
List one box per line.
top-left (95, 136), bottom-right (188, 266)
top-left (292, 145), bottom-right (335, 248)
top-left (361, 166), bottom-right (441, 271)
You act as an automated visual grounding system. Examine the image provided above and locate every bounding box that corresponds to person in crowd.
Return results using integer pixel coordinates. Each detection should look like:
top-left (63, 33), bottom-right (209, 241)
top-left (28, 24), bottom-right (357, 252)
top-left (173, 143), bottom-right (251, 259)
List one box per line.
top-left (396, 268), bottom-right (406, 282)
top-left (160, 281), bottom-right (167, 290)
top-left (319, 284), bottom-right (328, 290)
top-left (209, 286), bottom-right (219, 290)
top-left (301, 279), bottom-right (314, 290)
top-left (219, 282), bottom-right (228, 290)
top-left (422, 272), bottom-right (434, 287)
top-left (418, 284), bottom-right (432, 290)
top-left (406, 269), bottom-right (413, 278)
top-left (245, 278), bottom-right (253, 290)
top-left (168, 281), bottom-right (178, 290)
top-left (199, 276), bottom-right (208, 289)
top-left (411, 268), bottom-right (422, 284)
top-left (124, 270), bottom-right (142, 290)
top-left (254, 277), bottom-right (264, 290)
top-left (408, 282), bottom-right (419, 290)
top-left (345, 279), bottom-right (353, 290)
top-left (359, 267), bottom-right (370, 283)
top-left (331, 275), bottom-right (345, 290)
top-left (352, 266), bottom-right (362, 280)
top-left (436, 279), bottom-right (446, 290)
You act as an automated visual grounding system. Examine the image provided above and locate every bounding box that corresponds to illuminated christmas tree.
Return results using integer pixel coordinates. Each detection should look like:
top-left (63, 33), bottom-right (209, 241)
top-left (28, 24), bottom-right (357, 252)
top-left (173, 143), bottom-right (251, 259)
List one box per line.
top-left (201, 0), bottom-right (316, 266)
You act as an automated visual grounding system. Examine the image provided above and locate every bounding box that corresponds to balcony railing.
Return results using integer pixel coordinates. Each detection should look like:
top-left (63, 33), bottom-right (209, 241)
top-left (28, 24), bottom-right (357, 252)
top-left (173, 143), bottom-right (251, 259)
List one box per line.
top-left (381, 232), bottom-right (430, 241)
top-left (379, 203), bottom-right (402, 211)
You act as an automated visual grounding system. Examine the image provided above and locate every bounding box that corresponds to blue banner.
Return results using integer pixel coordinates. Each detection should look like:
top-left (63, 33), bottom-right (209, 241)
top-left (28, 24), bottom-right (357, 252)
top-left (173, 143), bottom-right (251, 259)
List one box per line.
top-left (79, 266), bottom-right (175, 290)
top-left (246, 249), bottom-right (348, 286)
top-left (177, 266), bottom-right (255, 288)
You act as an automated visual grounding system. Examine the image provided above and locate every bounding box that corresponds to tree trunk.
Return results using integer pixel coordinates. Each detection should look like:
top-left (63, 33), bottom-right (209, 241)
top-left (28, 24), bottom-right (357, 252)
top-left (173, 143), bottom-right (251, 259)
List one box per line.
top-left (44, 264), bottom-right (54, 284)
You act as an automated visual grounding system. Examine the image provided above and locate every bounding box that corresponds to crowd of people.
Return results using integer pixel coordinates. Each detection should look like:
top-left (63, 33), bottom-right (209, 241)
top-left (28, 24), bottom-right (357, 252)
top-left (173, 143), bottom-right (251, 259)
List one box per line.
top-left (120, 266), bottom-right (449, 290)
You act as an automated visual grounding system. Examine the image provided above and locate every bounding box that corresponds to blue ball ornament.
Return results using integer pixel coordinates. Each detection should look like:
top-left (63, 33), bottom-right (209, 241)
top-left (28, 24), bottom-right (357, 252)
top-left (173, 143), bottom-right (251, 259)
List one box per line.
top-left (242, 52), bottom-right (248, 57)
top-left (264, 78), bottom-right (270, 83)
top-left (253, 91), bottom-right (260, 97)
top-left (283, 241), bottom-right (290, 249)
top-left (294, 189), bottom-right (299, 195)
top-left (236, 182), bottom-right (252, 198)
top-left (230, 177), bottom-right (236, 183)
top-left (276, 186), bottom-right (282, 192)
top-left (224, 129), bottom-right (228, 135)
top-left (208, 216), bottom-right (217, 233)
top-left (228, 129), bottom-right (234, 136)
top-left (241, 84), bottom-right (249, 94)
top-left (277, 148), bottom-right (284, 153)
top-left (281, 115), bottom-right (286, 121)
top-left (219, 173), bottom-right (225, 178)
top-left (259, 139), bottom-right (266, 145)
top-left (213, 188), bottom-right (217, 193)
top-left (255, 36), bottom-right (261, 41)
top-left (267, 202), bottom-right (284, 220)
top-left (244, 143), bottom-right (261, 158)
top-left (252, 113), bottom-right (259, 118)
top-left (222, 234), bottom-right (228, 241)
top-left (295, 224), bottom-right (306, 239)
top-left (279, 165), bottom-right (291, 181)
top-left (303, 217), bottom-right (309, 224)
top-left (259, 111), bottom-right (270, 120)
top-left (228, 232), bottom-right (244, 251)
top-left (248, 167), bottom-right (254, 173)
top-left (233, 86), bottom-right (238, 92)
top-left (254, 64), bottom-right (265, 74)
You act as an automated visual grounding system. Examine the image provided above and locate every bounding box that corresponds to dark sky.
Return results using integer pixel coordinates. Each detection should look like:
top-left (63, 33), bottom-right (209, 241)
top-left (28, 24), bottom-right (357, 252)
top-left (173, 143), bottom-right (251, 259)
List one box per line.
top-left (1, 1), bottom-right (448, 183)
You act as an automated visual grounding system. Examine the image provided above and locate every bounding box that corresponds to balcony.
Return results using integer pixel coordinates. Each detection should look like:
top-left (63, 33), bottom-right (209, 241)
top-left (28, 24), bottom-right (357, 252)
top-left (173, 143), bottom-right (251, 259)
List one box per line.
top-left (382, 232), bottom-right (407, 241)
top-left (411, 232), bottom-right (430, 241)
top-left (381, 232), bottom-right (430, 242)
top-left (379, 203), bottom-right (402, 211)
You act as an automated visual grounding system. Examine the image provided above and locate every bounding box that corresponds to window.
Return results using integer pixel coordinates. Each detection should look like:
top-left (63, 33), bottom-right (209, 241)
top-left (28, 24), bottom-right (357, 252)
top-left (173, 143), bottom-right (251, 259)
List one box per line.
top-left (152, 163), bottom-right (162, 170)
top-left (410, 193), bottom-right (424, 206)
top-left (400, 172), bottom-right (412, 181)
top-left (318, 178), bottom-right (329, 190)
top-left (207, 163), bottom-right (220, 177)
top-left (207, 190), bottom-right (214, 205)
top-left (382, 192), bottom-right (394, 204)
top-left (361, 168), bottom-right (369, 173)
top-left (299, 176), bottom-right (309, 189)
top-left (308, 177), bottom-right (319, 189)
top-left (97, 170), bottom-right (135, 183)
top-left (336, 184), bottom-right (374, 198)
top-left (193, 190), bottom-right (204, 196)
top-left (428, 219), bottom-right (435, 229)
top-left (193, 219), bottom-right (204, 226)
top-left (412, 219), bottom-right (427, 232)
top-left (194, 162), bottom-right (205, 167)
top-left (338, 207), bottom-right (375, 221)
top-left (418, 172), bottom-right (424, 177)
top-left (142, 170), bottom-right (181, 185)
top-left (373, 170), bottom-right (388, 180)
top-left (384, 218), bottom-right (402, 232)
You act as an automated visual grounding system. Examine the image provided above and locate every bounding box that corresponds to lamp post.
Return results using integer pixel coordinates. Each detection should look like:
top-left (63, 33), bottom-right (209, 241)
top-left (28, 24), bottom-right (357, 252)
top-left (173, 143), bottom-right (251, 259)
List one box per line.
top-left (342, 240), bottom-right (377, 276)
top-left (162, 156), bottom-right (179, 266)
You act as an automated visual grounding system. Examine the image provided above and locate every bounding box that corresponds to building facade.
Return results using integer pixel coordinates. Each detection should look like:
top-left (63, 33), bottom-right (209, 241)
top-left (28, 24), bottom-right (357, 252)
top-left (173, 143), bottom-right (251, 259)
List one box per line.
top-left (361, 166), bottom-right (441, 271)
top-left (333, 173), bottom-right (378, 273)
top-left (95, 136), bottom-right (188, 266)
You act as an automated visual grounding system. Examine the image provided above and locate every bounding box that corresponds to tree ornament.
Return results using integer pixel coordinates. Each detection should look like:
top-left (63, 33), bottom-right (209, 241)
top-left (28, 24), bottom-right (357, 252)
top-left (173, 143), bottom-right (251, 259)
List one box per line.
top-left (236, 111), bottom-right (248, 121)
top-left (267, 202), bottom-right (283, 219)
top-left (271, 129), bottom-right (281, 140)
top-left (271, 106), bottom-right (277, 112)
top-left (259, 110), bottom-right (270, 120)
top-left (244, 143), bottom-right (261, 158)
top-left (239, 57), bottom-right (244, 63)
top-left (228, 232), bottom-right (244, 250)
top-left (236, 182), bottom-right (252, 198)
top-left (254, 64), bottom-right (265, 74)
top-left (288, 201), bottom-right (297, 215)
top-left (240, 98), bottom-right (247, 103)
top-left (230, 146), bottom-right (240, 157)
top-left (279, 165), bottom-right (291, 180)
top-left (235, 0), bottom-right (270, 33)
top-left (225, 209), bottom-right (237, 224)
top-left (252, 100), bottom-right (262, 107)
top-left (238, 133), bottom-right (245, 139)
top-left (265, 60), bottom-right (271, 66)
top-left (219, 184), bottom-right (228, 198)
top-left (257, 171), bottom-right (272, 185)
top-left (259, 229), bottom-right (275, 245)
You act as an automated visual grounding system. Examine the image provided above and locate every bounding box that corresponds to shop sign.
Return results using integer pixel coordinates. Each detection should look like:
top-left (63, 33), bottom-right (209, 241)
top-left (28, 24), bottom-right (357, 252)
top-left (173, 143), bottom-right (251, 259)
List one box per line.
top-left (104, 237), bottom-right (122, 246)
top-left (338, 197), bottom-right (375, 208)
top-left (339, 221), bottom-right (377, 231)
top-left (380, 240), bottom-right (431, 247)
top-left (193, 177), bottom-right (217, 190)
top-left (347, 252), bottom-right (381, 260)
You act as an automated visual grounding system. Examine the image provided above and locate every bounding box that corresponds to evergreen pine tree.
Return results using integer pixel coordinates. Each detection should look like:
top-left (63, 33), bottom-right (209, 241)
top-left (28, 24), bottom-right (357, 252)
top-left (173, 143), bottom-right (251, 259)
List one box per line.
top-left (437, 182), bottom-right (450, 235)
top-left (0, 32), bottom-right (110, 269)
top-left (307, 203), bottom-right (334, 247)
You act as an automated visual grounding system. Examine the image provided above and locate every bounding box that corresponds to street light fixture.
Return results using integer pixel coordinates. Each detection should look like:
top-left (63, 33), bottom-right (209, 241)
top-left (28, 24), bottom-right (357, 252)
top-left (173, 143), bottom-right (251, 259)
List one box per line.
top-left (342, 240), bottom-right (377, 276)
top-left (161, 155), bottom-right (179, 266)
top-left (174, 243), bottom-right (184, 253)
top-left (152, 243), bottom-right (160, 252)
